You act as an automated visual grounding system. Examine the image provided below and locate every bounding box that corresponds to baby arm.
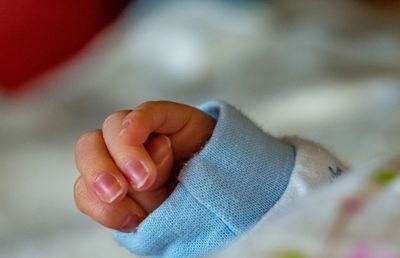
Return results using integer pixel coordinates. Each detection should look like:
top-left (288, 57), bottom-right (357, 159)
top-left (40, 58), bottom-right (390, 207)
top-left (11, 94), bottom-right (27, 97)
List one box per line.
top-left (74, 100), bottom-right (346, 257)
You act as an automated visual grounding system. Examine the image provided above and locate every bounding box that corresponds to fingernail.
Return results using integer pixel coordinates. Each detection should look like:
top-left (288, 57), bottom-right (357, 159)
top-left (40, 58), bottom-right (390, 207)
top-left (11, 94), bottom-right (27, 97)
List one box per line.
top-left (94, 173), bottom-right (124, 203)
top-left (120, 214), bottom-right (142, 232)
top-left (119, 128), bottom-right (126, 137)
top-left (153, 135), bottom-right (171, 166)
top-left (125, 160), bottom-right (149, 188)
top-left (120, 119), bottom-right (132, 136)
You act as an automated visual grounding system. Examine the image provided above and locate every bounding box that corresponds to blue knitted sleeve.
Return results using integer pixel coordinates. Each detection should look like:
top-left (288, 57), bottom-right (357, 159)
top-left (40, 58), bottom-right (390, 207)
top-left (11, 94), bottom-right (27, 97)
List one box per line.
top-left (113, 101), bottom-right (296, 258)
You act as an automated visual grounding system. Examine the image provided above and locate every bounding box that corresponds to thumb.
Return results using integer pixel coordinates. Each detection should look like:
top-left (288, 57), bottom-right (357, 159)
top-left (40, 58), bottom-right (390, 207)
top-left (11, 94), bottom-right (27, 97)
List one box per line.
top-left (144, 134), bottom-right (174, 190)
top-left (127, 134), bottom-right (174, 213)
top-left (120, 101), bottom-right (216, 162)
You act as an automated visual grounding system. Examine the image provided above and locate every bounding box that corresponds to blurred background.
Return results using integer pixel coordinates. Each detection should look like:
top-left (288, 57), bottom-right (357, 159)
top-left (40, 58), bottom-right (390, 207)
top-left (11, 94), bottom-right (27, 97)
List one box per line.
top-left (1, 0), bottom-right (400, 257)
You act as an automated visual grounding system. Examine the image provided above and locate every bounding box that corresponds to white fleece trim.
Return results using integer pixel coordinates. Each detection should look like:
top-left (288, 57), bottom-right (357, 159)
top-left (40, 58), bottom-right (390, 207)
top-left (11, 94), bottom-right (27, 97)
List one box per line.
top-left (210, 137), bottom-right (348, 258)
top-left (260, 137), bottom-right (347, 222)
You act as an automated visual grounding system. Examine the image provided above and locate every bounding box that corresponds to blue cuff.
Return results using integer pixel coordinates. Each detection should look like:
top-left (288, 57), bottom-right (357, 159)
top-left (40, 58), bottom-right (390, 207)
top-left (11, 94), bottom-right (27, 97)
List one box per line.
top-left (114, 101), bottom-right (295, 258)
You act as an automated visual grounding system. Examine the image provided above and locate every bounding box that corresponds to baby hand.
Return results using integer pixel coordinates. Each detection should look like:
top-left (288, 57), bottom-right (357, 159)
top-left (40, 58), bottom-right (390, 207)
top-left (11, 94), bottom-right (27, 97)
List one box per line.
top-left (74, 101), bottom-right (216, 232)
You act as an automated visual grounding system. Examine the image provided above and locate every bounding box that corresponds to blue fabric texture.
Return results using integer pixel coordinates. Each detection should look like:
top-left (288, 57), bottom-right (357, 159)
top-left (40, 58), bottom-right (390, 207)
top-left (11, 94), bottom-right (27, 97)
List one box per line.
top-left (114, 101), bottom-right (296, 258)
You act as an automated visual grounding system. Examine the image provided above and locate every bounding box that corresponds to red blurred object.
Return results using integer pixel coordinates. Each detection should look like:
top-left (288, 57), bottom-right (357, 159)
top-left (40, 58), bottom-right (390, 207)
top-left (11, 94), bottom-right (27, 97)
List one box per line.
top-left (0, 0), bottom-right (130, 93)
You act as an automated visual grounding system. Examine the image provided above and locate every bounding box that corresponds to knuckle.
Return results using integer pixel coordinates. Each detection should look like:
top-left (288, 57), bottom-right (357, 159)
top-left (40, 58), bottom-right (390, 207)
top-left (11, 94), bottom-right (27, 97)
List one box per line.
top-left (130, 108), bottom-right (147, 118)
top-left (73, 180), bottom-right (87, 214)
top-left (103, 110), bottom-right (130, 129)
top-left (112, 150), bottom-right (131, 166)
top-left (75, 199), bottom-right (86, 215)
top-left (75, 130), bottom-right (101, 152)
top-left (141, 100), bottom-right (157, 107)
top-left (96, 205), bottom-right (118, 228)
top-left (103, 112), bottom-right (121, 129)
top-left (137, 101), bottom-right (162, 112)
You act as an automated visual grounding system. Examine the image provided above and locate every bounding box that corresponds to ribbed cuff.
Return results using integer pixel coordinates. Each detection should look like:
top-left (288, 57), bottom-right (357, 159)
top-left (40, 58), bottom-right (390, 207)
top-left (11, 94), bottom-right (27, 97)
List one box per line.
top-left (114, 101), bottom-right (295, 258)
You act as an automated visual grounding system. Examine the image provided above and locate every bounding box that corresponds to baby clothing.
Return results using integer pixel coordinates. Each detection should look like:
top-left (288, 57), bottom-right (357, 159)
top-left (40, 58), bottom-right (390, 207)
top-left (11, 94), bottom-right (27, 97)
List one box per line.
top-left (114, 101), bottom-right (345, 258)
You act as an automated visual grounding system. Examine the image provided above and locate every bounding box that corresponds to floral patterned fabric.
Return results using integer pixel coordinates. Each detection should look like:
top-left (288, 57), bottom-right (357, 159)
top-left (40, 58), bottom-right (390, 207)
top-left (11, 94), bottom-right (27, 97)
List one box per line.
top-left (214, 156), bottom-right (400, 258)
